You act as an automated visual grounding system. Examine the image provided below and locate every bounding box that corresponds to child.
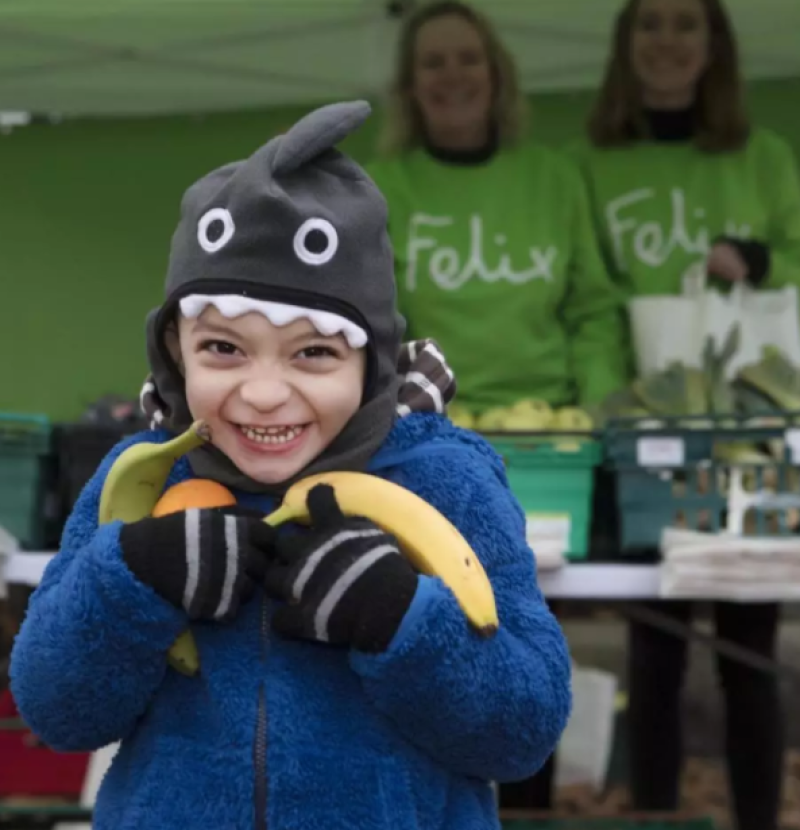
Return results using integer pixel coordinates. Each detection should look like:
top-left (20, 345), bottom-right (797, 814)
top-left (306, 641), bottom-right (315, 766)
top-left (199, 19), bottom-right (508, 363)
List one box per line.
top-left (10, 101), bottom-right (571, 830)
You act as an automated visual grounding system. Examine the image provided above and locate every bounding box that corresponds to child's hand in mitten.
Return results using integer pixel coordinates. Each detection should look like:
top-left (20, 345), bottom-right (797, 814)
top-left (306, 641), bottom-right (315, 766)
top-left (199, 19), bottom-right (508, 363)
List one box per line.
top-left (263, 485), bottom-right (418, 653)
top-left (120, 506), bottom-right (275, 622)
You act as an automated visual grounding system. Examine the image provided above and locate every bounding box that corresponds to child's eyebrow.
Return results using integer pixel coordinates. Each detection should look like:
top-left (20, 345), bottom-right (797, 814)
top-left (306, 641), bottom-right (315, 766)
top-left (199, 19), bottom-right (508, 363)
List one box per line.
top-left (289, 329), bottom-right (346, 345)
top-left (191, 320), bottom-right (242, 339)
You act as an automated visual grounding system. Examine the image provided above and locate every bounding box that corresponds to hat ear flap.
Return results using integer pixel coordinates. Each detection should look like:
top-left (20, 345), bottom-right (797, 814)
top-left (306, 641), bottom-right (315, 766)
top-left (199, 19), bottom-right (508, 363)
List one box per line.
top-left (144, 306), bottom-right (193, 430)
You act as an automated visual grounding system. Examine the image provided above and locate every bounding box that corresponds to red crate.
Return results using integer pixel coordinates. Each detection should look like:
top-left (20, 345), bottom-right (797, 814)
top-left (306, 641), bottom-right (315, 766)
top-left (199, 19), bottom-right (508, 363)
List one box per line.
top-left (0, 690), bottom-right (90, 798)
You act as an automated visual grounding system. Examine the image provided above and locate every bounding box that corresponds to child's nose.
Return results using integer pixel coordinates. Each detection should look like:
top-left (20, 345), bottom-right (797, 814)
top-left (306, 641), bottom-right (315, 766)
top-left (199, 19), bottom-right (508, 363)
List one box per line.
top-left (239, 376), bottom-right (292, 411)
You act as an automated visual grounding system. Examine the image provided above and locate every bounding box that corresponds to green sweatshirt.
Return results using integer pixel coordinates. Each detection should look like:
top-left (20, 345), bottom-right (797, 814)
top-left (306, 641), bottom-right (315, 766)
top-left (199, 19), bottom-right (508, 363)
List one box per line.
top-left (568, 128), bottom-right (800, 299)
top-left (366, 144), bottom-right (626, 412)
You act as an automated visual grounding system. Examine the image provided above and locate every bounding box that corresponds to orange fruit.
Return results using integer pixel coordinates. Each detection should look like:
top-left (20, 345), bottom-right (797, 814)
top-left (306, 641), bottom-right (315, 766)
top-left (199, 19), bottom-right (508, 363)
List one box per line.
top-left (152, 479), bottom-right (236, 517)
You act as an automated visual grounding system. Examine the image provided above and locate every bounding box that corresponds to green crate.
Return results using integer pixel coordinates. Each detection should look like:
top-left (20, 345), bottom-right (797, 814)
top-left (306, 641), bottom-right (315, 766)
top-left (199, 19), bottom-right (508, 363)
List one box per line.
top-left (0, 413), bottom-right (51, 548)
top-left (486, 434), bottom-right (601, 560)
top-left (605, 413), bottom-right (800, 553)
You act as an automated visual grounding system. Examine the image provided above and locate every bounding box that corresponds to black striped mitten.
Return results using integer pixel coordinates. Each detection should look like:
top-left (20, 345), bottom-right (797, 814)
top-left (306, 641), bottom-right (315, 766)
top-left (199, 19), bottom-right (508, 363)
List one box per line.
top-left (264, 485), bottom-right (418, 653)
top-left (120, 507), bottom-right (274, 621)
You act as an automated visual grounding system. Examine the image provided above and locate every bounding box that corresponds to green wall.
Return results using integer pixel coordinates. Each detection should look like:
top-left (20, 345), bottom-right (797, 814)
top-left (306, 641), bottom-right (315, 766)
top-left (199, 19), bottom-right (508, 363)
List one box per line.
top-left (4, 77), bottom-right (800, 421)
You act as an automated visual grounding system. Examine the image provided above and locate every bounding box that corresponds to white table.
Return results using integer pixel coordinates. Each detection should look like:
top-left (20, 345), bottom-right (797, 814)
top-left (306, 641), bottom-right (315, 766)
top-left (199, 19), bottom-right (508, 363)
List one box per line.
top-left (2, 551), bottom-right (54, 590)
top-left (538, 562), bottom-right (661, 599)
top-left (2, 551), bottom-right (663, 599)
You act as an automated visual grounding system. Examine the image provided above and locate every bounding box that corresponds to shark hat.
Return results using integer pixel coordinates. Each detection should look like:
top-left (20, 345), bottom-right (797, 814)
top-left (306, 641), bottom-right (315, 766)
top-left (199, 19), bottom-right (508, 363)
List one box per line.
top-left (144, 101), bottom-right (405, 493)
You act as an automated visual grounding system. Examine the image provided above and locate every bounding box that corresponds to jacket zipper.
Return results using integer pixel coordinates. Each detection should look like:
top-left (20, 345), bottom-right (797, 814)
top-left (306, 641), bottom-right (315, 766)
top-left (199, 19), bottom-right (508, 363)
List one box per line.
top-left (253, 596), bottom-right (269, 830)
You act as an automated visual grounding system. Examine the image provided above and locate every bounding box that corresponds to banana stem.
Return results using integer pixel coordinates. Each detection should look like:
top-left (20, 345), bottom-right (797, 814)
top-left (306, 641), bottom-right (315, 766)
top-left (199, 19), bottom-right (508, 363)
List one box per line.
top-left (193, 420), bottom-right (212, 443)
top-left (264, 505), bottom-right (301, 527)
top-left (166, 420), bottom-right (211, 456)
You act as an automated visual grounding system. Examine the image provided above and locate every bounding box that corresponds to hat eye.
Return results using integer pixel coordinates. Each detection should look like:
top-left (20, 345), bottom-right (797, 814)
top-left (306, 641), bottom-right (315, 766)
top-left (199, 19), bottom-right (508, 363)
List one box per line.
top-left (198, 207), bottom-right (235, 253)
top-left (293, 218), bottom-right (338, 266)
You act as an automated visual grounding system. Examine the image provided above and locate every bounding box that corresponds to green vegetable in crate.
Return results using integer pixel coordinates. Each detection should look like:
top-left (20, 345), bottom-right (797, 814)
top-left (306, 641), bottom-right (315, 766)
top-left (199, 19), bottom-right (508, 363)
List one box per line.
top-left (734, 380), bottom-right (783, 419)
top-left (591, 387), bottom-right (651, 428)
top-left (702, 324), bottom-right (739, 417)
top-left (476, 406), bottom-right (511, 431)
top-left (500, 399), bottom-right (554, 431)
top-left (516, 398), bottom-right (553, 420)
top-left (551, 406), bottom-right (593, 432)
top-left (712, 441), bottom-right (774, 465)
top-left (447, 403), bottom-right (476, 430)
top-left (468, 399), bottom-right (593, 433)
top-left (474, 399), bottom-right (551, 431)
top-left (732, 382), bottom-right (787, 465)
top-left (737, 345), bottom-right (800, 413)
top-left (730, 379), bottom-right (791, 460)
top-left (632, 361), bottom-right (709, 418)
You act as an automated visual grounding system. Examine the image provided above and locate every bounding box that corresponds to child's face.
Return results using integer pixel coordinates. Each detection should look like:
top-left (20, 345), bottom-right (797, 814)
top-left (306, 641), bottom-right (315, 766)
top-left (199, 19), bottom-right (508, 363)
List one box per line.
top-left (177, 307), bottom-right (366, 485)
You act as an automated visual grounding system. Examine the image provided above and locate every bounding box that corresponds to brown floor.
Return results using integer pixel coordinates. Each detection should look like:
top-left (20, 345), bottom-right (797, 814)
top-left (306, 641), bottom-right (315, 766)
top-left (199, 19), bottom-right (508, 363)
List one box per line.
top-left (548, 752), bottom-right (800, 829)
top-left (560, 613), bottom-right (800, 830)
top-left (2, 754), bottom-right (798, 828)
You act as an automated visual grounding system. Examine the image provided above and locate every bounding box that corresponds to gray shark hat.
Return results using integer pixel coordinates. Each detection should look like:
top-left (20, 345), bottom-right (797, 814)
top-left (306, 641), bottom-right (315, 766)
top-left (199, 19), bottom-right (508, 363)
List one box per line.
top-left (145, 100), bottom-right (405, 493)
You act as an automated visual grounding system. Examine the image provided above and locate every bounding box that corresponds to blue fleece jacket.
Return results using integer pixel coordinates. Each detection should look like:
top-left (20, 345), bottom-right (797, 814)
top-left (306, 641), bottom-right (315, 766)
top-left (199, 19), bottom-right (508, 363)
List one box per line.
top-left (10, 413), bottom-right (571, 830)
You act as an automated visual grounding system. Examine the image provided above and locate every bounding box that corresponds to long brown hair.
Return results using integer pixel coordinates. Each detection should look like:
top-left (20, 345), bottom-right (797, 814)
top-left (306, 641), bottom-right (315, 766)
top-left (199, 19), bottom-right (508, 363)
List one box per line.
top-left (377, 1), bottom-right (528, 157)
top-left (588, 0), bottom-right (749, 153)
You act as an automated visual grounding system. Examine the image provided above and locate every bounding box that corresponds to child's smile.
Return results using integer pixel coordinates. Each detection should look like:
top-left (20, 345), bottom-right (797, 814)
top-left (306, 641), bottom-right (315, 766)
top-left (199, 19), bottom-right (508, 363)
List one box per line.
top-left (235, 423), bottom-right (307, 447)
top-left (233, 421), bottom-right (311, 455)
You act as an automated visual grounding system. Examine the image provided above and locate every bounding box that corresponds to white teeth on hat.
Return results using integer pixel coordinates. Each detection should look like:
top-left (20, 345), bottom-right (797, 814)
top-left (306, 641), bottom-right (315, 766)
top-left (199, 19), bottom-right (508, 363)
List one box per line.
top-left (178, 295), bottom-right (368, 349)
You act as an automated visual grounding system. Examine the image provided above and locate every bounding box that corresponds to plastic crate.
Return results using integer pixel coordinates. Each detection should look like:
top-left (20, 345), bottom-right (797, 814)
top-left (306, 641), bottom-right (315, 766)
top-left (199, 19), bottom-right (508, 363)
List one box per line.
top-left (54, 422), bottom-right (140, 516)
top-left (0, 689), bottom-right (91, 797)
top-left (0, 414), bottom-right (50, 549)
top-left (605, 413), bottom-right (800, 553)
top-left (485, 434), bottom-right (601, 560)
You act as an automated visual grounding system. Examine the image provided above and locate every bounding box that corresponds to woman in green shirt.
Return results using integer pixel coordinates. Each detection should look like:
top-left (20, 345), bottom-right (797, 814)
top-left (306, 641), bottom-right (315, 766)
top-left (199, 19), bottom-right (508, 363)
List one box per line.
top-left (571, 1), bottom-right (800, 828)
top-left (367, 1), bottom-right (627, 416)
top-left (367, 0), bottom-right (628, 813)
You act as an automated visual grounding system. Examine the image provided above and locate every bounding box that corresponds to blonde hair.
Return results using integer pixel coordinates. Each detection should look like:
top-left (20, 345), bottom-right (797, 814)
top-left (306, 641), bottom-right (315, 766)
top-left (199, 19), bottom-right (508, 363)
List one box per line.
top-left (377, 1), bottom-right (528, 157)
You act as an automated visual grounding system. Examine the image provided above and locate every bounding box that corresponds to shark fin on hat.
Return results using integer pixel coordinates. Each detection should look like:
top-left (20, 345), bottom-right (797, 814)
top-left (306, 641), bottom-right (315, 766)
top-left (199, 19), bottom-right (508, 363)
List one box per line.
top-left (271, 101), bottom-right (372, 176)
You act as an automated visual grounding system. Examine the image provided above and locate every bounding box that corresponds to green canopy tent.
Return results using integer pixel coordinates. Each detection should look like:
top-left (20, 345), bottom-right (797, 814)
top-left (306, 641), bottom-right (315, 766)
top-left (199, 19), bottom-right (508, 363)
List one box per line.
top-left (0, 0), bottom-right (797, 118)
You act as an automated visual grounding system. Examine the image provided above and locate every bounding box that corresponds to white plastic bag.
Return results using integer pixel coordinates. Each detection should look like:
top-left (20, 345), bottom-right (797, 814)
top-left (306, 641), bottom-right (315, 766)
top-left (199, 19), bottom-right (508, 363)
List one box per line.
top-left (554, 664), bottom-right (618, 792)
top-left (629, 261), bottom-right (800, 378)
top-left (0, 523), bottom-right (20, 600)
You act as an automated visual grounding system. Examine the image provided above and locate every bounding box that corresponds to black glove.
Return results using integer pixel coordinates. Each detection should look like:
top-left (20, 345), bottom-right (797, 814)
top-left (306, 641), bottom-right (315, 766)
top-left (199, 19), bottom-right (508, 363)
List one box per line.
top-left (715, 235), bottom-right (771, 286)
top-left (263, 485), bottom-right (418, 653)
top-left (120, 507), bottom-right (274, 622)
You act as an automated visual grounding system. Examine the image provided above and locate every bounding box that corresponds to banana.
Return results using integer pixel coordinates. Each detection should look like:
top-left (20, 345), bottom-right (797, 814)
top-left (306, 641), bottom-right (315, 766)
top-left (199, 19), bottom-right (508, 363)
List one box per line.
top-left (165, 630), bottom-right (202, 676)
top-left (97, 420), bottom-right (211, 676)
top-left (98, 421), bottom-right (211, 524)
top-left (264, 472), bottom-right (499, 636)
